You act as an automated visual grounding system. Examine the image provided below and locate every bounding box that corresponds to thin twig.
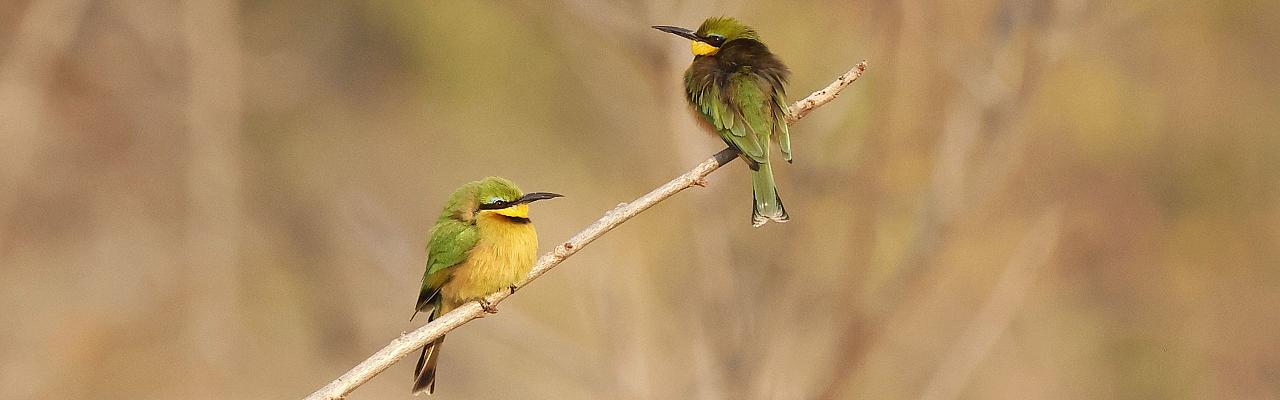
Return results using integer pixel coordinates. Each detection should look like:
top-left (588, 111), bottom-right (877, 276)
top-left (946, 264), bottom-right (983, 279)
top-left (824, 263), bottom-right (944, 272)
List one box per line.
top-left (302, 60), bottom-right (869, 400)
top-left (787, 61), bottom-right (869, 123)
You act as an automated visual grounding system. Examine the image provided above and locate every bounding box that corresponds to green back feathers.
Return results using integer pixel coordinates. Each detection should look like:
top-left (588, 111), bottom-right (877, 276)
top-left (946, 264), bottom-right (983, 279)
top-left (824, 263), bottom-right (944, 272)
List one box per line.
top-left (683, 17), bottom-right (792, 166)
top-left (674, 17), bottom-right (793, 226)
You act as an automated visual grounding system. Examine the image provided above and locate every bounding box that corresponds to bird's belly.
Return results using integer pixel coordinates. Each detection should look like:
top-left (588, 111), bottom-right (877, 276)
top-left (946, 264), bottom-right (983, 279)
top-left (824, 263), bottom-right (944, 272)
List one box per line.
top-left (440, 222), bottom-right (537, 302)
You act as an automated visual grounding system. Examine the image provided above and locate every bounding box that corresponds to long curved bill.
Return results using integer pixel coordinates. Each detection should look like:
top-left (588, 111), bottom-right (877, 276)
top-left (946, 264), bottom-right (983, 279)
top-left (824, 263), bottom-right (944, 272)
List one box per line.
top-left (517, 192), bottom-right (564, 204)
top-left (651, 25), bottom-right (700, 41)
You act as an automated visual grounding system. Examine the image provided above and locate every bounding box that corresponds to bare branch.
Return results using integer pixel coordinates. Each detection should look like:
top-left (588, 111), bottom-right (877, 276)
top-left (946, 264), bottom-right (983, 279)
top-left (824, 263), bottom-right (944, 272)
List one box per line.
top-left (786, 61), bottom-right (869, 123)
top-left (302, 60), bottom-right (869, 400)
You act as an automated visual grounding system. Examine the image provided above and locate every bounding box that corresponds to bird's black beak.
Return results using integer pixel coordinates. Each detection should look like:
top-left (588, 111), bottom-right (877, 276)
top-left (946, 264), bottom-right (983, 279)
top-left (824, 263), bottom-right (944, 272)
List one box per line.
top-left (517, 192), bottom-right (564, 204)
top-left (652, 25), bottom-right (701, 42)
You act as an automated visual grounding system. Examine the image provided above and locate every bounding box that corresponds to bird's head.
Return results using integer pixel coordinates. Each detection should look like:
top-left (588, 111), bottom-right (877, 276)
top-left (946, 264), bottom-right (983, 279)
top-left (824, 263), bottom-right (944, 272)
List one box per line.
top-left (653, 16), bottom-right (759, 57)
top-left (470, 177), bottom-right (562, 221)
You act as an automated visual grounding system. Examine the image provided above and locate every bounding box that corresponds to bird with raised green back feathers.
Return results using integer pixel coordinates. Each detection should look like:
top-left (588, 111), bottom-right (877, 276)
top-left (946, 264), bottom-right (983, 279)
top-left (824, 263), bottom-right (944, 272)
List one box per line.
top-left (654, 17), bottom-right (793, 227)
top-left (410, 177), bottom-right (562, 395)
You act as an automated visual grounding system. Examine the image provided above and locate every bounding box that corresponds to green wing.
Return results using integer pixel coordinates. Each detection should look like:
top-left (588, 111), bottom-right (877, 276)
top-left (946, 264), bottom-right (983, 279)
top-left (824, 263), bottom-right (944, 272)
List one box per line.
top-left (694, 72), bottom-right (777, 166)
top-left (771, 85), bottom-right (792, 162)
top-left (413, 219), bottom-right (479, 318)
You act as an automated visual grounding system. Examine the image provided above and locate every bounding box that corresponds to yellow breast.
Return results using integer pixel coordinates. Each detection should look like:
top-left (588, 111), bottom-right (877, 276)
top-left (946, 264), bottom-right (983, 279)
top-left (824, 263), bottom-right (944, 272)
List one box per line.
top-left (440, 212), bottom-right (538, 303)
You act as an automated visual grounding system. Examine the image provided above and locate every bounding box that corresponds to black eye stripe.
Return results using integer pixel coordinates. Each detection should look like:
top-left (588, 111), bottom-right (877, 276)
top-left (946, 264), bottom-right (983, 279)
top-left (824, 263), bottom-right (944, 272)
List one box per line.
top-left (704, 34), bottom-right (726, 46)
top-left (478, 200), bottom-right (512, 210)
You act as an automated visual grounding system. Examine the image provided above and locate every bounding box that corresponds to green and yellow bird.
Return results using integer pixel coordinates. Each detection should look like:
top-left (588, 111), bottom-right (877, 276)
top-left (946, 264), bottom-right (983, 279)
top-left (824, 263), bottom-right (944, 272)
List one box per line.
top-left (411, 177), bottom-right (562, 395)
top-left (654, 17), bottom-right (793, 227)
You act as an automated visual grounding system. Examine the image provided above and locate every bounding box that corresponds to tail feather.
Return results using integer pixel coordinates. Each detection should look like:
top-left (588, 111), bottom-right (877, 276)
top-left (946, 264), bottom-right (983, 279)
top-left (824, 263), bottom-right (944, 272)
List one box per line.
top-left (412, 302), bottom-right (450, 395)
top-left (750, 162), bottom-right (789, 227)
top-left (413, 337), bottom-right (445, 395)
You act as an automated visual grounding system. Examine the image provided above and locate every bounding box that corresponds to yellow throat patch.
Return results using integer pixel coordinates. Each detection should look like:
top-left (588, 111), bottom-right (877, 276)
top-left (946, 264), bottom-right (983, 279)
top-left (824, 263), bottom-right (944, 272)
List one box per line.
top-left (691, 41), bottom-right (719, 56)
top-left (488, 203), bottom-right (529, 219)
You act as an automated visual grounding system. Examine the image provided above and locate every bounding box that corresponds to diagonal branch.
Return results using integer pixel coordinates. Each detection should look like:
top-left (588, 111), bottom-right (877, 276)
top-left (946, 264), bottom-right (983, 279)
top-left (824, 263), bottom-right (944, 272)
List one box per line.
top-left (787, 61), bottom-right (869, 123)
top-left (302, 60), bottom-right (869, 400)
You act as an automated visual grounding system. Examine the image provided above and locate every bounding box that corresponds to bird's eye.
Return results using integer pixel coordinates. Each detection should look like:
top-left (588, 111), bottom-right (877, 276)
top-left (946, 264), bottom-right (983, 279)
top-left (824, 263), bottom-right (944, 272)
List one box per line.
top-left (484, 196), bottom-right (506, 206)
top-left (705, 34), bottom-right (726, 46)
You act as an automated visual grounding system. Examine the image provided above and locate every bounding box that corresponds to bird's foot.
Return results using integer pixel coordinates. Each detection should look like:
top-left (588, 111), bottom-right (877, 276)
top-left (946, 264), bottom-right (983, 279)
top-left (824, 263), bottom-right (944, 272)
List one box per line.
top-left (478, 298), bottom-right (499, 314)
top-left (692, 178), bottom-right (708, 187)
top-left (508, 286), bottom-right (518, 295)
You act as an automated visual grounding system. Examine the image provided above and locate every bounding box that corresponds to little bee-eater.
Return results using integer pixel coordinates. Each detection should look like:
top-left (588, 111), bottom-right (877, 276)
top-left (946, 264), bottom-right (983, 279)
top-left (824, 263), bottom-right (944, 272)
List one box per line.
top-left (654, 17), bottom-right (793, 227)
top-left (411, 177), bottom-right (562, 395)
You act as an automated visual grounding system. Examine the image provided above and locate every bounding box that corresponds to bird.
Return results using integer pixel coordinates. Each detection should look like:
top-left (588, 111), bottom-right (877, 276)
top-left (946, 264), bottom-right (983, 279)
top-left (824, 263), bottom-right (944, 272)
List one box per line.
top-left (410, 176), bottom-right (562, 395)
top-left (654, 17), bottom-right (793, 227)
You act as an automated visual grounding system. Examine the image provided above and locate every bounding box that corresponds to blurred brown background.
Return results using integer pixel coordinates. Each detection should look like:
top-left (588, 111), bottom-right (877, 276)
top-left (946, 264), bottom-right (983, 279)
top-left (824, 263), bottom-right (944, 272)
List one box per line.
top-left (2, 0), bottom-right (1278, 399)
